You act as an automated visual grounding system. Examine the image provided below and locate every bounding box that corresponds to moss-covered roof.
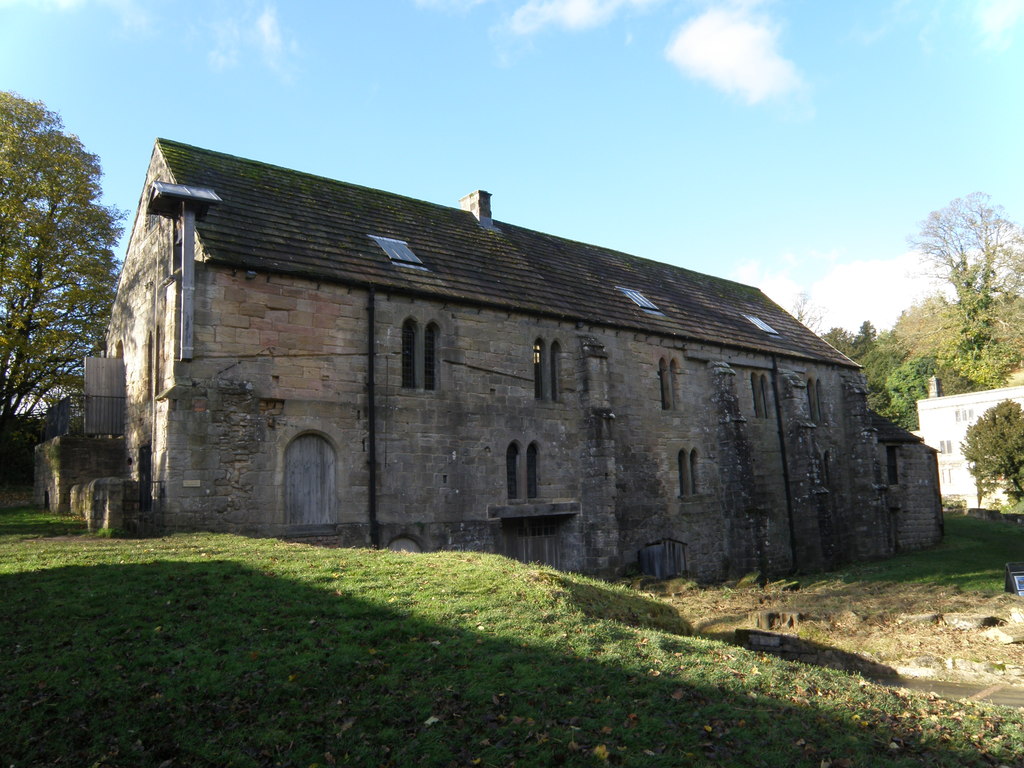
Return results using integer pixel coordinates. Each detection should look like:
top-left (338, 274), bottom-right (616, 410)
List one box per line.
top-left (156, 139), bottom-right (855, 367)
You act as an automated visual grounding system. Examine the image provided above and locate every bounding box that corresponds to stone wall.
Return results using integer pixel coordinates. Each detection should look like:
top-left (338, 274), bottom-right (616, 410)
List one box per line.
top-left (34, 436), bottom-right (126, 515)
top-left (107, 253), bottom-right (934, 579)
top-left (102, 151), bottom-right (941, 578)
top-left (71, 477), bottom-right (137, 531)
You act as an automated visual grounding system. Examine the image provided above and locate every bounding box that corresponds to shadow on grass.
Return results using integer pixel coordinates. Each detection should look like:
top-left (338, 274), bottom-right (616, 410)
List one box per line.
top-left (0, 506), bottom-right (85, 537)
top-left (0, 559), bottom-right (1013, 768)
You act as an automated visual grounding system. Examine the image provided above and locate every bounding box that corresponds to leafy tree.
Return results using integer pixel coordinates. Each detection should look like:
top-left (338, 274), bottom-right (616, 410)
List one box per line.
top-left (0, 91), bottom-right (123, 472)
top-left (910, 193), bottom-right (1024, 388)
top-left (962, 400), bottom-right (1024, 505)
top-left (859, 330), bottom-right (907, 420)
top-left (883, 355), bottom-right (935, 430)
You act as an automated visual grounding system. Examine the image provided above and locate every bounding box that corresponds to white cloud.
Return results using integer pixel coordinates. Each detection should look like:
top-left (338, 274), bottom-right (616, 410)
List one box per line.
top-left (507, 0), bottom-right (661, 35)
top-left (976, 0), bottom-right (1024, 49)
top-left (207, 4), bottom-right (299, 79)
top-left (736, 250), bottom-right (937, 333)
top-left (664, 4), bottom-right (804, 104)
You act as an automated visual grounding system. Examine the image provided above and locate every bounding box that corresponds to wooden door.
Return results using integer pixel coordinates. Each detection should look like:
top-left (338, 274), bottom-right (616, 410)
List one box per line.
top-left (502, 516), bottom-right (562, 569)
top-left (286, 434), bottom-right (336, 525)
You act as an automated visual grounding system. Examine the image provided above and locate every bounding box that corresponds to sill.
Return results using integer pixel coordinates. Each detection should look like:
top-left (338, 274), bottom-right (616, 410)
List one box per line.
top-left (488, 501), bottom-right (581, 519)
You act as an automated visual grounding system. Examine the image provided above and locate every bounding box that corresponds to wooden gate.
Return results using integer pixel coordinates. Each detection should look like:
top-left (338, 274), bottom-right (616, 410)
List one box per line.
top-left (285, 434), bottom-right (336, 525)
top-left (501, 516), bottom-right (563, 569)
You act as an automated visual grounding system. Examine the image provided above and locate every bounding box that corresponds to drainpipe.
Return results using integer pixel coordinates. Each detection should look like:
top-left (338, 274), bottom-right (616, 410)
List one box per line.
top-left (367, 286), bottom-right (380, 547)
top-left (178, 203), bottom-right (196, 361)
top-left (770, 356), bottom-right (799, 571)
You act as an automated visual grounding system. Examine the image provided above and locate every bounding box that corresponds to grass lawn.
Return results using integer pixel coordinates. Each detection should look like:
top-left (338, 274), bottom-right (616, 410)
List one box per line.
top-left (2, 507), bottom-right (1024, 767)
top-left (825, 513), bottom-right (1024, 592)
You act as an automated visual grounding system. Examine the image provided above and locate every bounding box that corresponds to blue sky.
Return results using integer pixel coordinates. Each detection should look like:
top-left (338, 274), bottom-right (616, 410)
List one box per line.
top-left (3, 0), bottom-right (1022, 332)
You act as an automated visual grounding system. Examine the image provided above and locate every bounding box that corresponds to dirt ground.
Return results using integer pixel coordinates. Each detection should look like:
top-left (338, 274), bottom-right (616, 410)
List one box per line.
top-left (651, 578), bottom-right (1024, 683)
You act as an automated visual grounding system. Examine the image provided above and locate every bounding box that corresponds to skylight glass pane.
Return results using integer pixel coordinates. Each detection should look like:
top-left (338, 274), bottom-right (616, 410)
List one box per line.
top-left (369, 235), bottom-right (423, 266)
top-left (617, 286), bottom-right (661, 312)
top-left (743, 314), bottom-right (779, 335)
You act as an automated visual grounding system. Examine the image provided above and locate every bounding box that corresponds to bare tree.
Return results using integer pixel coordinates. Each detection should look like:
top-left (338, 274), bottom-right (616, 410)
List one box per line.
top-left (790, 291), bottom-right (824, 333)
top-left (909, 193), bottom-right (1024, 387)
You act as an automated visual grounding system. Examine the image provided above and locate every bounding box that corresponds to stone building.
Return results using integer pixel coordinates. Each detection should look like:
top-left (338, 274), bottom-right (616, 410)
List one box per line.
top-left (69, 139), bottom-right (942, 580)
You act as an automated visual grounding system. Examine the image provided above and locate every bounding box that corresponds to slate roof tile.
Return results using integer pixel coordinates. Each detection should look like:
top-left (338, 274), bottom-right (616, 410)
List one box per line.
top-left (155, 138), bottom-right (856, 368)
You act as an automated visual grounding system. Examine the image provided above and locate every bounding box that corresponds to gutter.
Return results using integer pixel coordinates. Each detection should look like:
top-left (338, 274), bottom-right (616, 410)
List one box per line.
top-left (367, 286), bottom-right (380, 548)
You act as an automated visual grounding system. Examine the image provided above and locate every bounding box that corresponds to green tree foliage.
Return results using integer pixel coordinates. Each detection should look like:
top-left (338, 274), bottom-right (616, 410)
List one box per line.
top-left (884, 356), bottom-right (935, 431)
top-left (962, 400), bottom-right (1024, 503)
top-left (910, 193), bottom-right (1024, 388)
top-left (0, 91), bottom-right (123, 469)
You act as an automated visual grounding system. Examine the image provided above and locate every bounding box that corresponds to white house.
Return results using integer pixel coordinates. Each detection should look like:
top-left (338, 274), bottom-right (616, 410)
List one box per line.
top-left (917, 379), bottom-right (1024, 506)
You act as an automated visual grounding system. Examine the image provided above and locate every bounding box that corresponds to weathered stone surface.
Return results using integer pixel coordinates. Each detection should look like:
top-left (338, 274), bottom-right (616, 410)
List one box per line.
top-left (87, 144), bottom-right (945, 580)
top-left (943, 614), bottom-right (1005, 630)
top-left (982, 627), bottom-right (1024, 644)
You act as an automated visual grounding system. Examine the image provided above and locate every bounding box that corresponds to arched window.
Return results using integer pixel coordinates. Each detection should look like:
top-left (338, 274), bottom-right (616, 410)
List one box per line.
top-left (679, 448), bottom-right (699, 496)
top-left (401, 319), bottom-right (417, 389)
top-left (751, 372), bottom-right (763, 418)
top-left (549, 341), bottom-right (561, 402)
top-left (807, 377), bottom-right (821, 422)
top-left (527, 442), bottom-right (539, 499)
top-left (678, 449), bottom-right (690, 497)
top-left (424, 323), bottom-right (438, 391)
top-left (760, 374), bottom-right (770, 418)
top-left (533, 339), bottom-right (545, 399)
top-left (669, 359), bottom-right (680, 410)
top-left (659, 358), bottom-right (670, 410)
top-left (506, 443), bottom-right (520, 499)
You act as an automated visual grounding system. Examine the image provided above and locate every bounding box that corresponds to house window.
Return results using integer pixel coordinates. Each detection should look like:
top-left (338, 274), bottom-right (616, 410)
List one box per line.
top-left (617, 286), bottom-right (662, 314)
top-left (533, 340), bottom-right (545, 399)
top-left (401, 320), bottom-right (417, 388)
top-left (678, 449), bottom-right (698, 496)
top-left (549, 341), bottom-right (561, 402)
top-left (424, 323), bottom-right (438, 391)
top-left (659, 358), bottom-right (670, 409)
top-left (507, 440), bottom-right (541, 500)
top-left (369, 234), bottom-right (426, 269)
top-left (751, 372), bottom-right (769, 418)
top-left (743, 314), bottom-right (780, 335)
top-left (506, 443), bottom-right (520, 499)
top-left (807, 376), bottom-right (822, 422)
top-left (886, 446), bottom-right (899, 485)
top-left (527, 442), bottom-right (539, 499)
top-left (401, 318), bottom-right (440, 391)
top-left (532, 337), bottom-right (562, 401)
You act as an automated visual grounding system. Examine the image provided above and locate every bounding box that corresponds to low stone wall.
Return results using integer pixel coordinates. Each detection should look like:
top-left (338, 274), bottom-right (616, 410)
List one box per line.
top-left (71, 477), bottom-right (136, 532)
top-left (965, 508), bottom-right (1024, 526)
top-left (34, 437), bottom-right (126, 514)
top-left (735, 628), bottom-right (897, 678)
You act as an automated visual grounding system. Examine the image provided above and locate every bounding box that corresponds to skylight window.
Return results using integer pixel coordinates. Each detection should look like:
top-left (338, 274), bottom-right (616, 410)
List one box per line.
top-left (617, 286), bottom-right (662, 314)
top-left (743, 314), bottom-right (780, 335)
top-left (369, 235), bottom-right (426, 269)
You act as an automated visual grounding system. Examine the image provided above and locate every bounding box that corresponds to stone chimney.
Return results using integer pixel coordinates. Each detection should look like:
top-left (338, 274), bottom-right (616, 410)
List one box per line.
top-left (928, 376), bottom-right (943, 398)
top-left (460, 190), bottom-right (494, 230)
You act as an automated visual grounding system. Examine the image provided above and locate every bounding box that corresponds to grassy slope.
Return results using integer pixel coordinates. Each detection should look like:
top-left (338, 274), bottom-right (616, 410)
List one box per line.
top-left (2, 509), bottom-right (1023, 767)
top-left (824, 514), bottom-right (1024, 592)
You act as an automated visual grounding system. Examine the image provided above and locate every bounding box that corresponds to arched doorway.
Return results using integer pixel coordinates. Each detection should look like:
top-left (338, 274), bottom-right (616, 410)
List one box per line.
top-left (285, 433), bottom-right (336, 525)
